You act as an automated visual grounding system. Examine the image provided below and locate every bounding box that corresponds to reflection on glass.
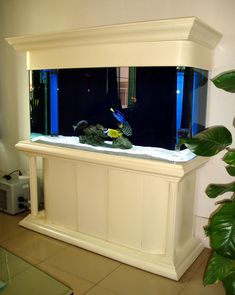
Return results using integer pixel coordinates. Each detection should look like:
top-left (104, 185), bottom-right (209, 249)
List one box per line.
top-left (29, 66), bottom-right (208, 150)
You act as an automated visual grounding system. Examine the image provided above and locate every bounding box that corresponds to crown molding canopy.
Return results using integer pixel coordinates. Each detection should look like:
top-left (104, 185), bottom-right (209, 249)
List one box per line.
top-left (6, 17), bottom-right (222, 51)
top-left (6, 17), bottom-right (222, 70)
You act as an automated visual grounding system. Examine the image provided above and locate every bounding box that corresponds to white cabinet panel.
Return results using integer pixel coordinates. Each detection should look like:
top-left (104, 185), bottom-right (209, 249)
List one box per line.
top-left (44, 158), bottom-right (77, 230)
top-left (108, 169), bottom-right (143, 249)
top-left (142, 176), bottom-right (169, 253)
top-left (77, 162), bottom-right (108, 239)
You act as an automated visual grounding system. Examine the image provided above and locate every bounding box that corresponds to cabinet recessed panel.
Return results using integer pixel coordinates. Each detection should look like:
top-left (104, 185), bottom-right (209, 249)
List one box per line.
top-left (76, 162), bottom-right (108, 239)
top-left (108, 169), bottom-right (143, 249)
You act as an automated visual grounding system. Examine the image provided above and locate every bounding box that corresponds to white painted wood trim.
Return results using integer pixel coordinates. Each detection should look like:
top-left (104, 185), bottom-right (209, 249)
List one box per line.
top-left (6, 17), bottom-right (222, 70)
top-left (6, 17), bottom-right (221, 51)
top-left (19, 213), bottom-right (204, 280)
top-left (15, 140), bottom-right (208, 178)
top-left (16, 140), bottom-right (208, 280)
top-left (28, 156), bottom-right (38, 217)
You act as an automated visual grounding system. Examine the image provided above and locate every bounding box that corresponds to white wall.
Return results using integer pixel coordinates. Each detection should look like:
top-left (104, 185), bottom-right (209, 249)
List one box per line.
top-left (0, 0), bottom-right (235, 223)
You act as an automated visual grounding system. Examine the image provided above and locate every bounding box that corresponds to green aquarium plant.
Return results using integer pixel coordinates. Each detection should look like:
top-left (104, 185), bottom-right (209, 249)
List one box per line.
top-left (179, 70), bottom-right (235, 295)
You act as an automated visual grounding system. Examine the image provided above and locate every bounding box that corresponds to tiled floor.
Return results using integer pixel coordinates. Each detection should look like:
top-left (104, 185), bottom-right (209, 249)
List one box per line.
top-left (0, 212), bottom-right (225, 295)
top-left (0, 247), bottom-right (72, 294)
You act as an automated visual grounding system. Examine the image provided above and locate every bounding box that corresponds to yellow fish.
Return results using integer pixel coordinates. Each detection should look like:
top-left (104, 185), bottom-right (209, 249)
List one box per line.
top-left (106, 129), bottom-right (123, 138)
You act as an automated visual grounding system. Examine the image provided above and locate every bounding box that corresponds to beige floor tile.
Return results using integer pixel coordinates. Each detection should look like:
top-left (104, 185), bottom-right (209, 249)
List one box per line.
top-left (179, 260), bottom-right (225, 295)
top-left (0, 213), bottom-right (225, 295)
top-left (99, 264), bottom-right (187, 295)
top-left (42, 245), bottom-right (120, 284)
top-left (2, 266), bottom-right (72, 295)
top-left (86, 285), bottom-right (120, 295)
top-left (0, 212), bottom-right (27, 243)
top-left (186, 248), bottom-right (211, 273)
top-left (0, 248), bottom-right (31, 281)
top-left (1, 229), bottom-right (67, 265)
top-left (38, 261), bottom-right (94, 294)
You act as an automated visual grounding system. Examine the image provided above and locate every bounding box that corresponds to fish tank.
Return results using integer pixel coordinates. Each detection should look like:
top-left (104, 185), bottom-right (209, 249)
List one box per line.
top-left (29, 66), bottom-right (208, 162)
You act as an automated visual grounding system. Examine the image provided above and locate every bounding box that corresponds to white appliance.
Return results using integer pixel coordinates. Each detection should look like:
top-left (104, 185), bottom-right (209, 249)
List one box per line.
top-left (0, 176), bottom-right (29, 215)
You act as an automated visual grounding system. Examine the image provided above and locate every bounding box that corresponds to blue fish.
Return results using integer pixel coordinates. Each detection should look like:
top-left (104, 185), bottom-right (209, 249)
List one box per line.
top-left (119, 122), bottom-right (132, 137)
top-left (110, 108), bottom-right (132, 136)
top-left (110, 108), bottom-right (125, 123)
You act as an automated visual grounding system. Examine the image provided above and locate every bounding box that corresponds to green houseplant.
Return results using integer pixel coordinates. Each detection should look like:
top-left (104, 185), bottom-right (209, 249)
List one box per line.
top-left (179, 70), bottom-right (235, 295)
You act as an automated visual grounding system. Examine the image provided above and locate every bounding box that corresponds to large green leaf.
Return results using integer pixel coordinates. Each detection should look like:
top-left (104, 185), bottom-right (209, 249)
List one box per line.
top-left (208, 202), bottom-right (235, 258)
top-left (224, 150), bottom-right (235, 166)
top-left (223, 273), bottom-right (235, 295)
top-left (212, 70), bottom-right (235, 93)
top-left (204, 251), bottom-right (235, 285)
top-left (224, 150), bottom-right (235, 176)
top-left (206, 182), bottom-right (235, 198)
top-left (178, 126), bottom-right (232, 156)
top-left (226, 166), bottom-right (235, 177)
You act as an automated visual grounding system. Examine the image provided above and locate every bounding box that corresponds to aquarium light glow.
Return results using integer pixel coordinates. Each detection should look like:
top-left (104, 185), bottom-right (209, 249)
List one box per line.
top-left (176, 70), bottom-right (185, 143)
top-left (192, 71), bottom-right (199, 135)
top-left (50, 71), bottom-right (58, 135)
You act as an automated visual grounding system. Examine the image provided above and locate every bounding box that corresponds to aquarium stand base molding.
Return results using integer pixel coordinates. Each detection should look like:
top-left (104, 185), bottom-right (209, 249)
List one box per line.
top-left (16, 140), bottom-right (208, 280)
top-left (20, 212), bottom-right (203, 280)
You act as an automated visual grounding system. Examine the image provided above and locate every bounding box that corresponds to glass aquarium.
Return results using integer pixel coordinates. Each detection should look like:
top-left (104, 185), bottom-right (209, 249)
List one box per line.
top-left (29, 66), bottom-right (208, 161)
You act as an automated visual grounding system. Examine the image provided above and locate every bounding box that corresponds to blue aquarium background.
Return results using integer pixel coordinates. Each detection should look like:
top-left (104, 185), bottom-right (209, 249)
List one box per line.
top-left (29, 66), bottom-right (208, 150)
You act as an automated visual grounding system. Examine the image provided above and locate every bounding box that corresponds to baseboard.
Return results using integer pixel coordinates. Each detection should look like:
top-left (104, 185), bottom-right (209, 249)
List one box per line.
top-left (194, 215), bottom-right (210, 248)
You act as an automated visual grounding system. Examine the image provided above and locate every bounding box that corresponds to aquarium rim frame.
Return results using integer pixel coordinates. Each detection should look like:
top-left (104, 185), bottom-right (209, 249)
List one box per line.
top-left (15, 140), bottom-right (208, 179)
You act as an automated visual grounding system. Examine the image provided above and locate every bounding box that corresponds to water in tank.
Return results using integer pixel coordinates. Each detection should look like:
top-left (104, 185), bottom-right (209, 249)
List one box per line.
top-left (29, 66), bottom-right (208, 160)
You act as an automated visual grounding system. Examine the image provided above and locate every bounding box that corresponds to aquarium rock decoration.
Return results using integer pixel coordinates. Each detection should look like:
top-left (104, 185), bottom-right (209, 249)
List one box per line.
top-left (112, 136), bottom-right (132, 149)
top-left (73, 109), bottom-right (133, 149)
top-left (79, 123), bottom-right (109, 146)
top-left (32, 106), bottom-right (195, 162)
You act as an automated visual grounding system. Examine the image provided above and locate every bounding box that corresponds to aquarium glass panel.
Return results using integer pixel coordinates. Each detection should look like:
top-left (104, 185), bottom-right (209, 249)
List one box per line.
top-left (29, 66), bottom-right (208, 150)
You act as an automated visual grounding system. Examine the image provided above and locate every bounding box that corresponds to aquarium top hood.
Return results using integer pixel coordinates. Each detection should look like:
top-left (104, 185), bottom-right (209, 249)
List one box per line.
top-left (6, 17), bottom-right (222, 70)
